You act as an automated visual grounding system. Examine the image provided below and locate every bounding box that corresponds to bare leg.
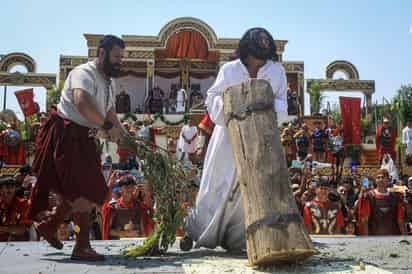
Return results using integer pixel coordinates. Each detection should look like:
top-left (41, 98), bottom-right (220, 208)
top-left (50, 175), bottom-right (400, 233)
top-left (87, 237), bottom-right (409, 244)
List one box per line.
top-left (35, 194), bottom-right (72, 250)
top-left (71, 198), bottom-right (104, 261)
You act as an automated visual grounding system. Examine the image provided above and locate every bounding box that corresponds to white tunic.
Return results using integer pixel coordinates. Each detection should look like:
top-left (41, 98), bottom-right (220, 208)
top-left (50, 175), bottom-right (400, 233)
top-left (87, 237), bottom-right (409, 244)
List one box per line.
top-left (402, 126), bottom-right (412, 154)
top-left (176, 89), bottom-right (187, 113)
top-left (178, 125), bottom-right (198, 153)
top-left (57, 61), bottom-right (115, 128)
top-left (185, 59), bottom-right (288, 250)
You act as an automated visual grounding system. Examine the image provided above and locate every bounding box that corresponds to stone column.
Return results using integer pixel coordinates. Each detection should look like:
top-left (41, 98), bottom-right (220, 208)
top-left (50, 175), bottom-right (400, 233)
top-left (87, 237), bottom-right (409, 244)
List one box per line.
top-left (146, 60), bottom-right (155, 92)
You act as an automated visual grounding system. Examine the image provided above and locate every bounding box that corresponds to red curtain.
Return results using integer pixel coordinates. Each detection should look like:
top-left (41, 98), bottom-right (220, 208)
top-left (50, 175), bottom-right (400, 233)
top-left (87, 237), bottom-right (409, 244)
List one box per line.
top-left (156, 31), bottom-right (219, 61)
top-left (339, 97), bottom-right (361, 144)
top-left (14, 89), bottom-right (37, 117)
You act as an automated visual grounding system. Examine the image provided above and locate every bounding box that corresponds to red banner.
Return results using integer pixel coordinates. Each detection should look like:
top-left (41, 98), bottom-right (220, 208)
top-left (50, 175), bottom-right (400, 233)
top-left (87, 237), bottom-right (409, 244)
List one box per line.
top-left (339, 97), bottom-right (361, 144)
top-left (14, 89), bottom-right (37, 117)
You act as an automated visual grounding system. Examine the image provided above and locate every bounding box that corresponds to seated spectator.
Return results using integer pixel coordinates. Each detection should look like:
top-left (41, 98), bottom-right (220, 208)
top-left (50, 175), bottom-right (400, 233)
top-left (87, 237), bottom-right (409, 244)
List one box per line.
top-left (341, 176), bottom-right (358, 209)
top-left (13, 164), bottom-right (35, 199)
top-left (0, 175), bottom-right (31, 241)
top-left (358, 169), bottom-right (407, 235)
top-left (57, 218), bottom-right (74, 241)
top-left (101, 175), bottom-right (142, 240)
top-left (303, 177), bottom-right (345, 234)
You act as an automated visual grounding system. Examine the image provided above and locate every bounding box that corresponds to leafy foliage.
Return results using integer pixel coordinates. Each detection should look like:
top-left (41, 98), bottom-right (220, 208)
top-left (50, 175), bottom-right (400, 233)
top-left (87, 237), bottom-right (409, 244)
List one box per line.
top-left (122, 137), bottom-right (191, 257)
top-left (47, 81), bottom-right (64, 109)
top-left (307, 82), bottom-right (325, 114)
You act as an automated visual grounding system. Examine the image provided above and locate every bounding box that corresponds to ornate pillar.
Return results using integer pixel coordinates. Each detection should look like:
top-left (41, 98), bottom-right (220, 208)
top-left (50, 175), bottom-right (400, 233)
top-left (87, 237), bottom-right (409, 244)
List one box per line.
top-left (364, 91), bottom-right (373, 119)
top-left (276, 51), bottom-right (283, 62)
top-left (146, 60), bottom-right (155, 92)
top-left (297, 72), bottom-right (304, 117)
top-left (180, 59), bottom-right (189, 90)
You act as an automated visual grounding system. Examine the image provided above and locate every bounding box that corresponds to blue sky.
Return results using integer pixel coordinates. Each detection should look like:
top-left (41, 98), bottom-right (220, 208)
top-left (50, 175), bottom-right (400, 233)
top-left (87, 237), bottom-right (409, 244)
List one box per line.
top-left (1, 0), bottom-right (411, 119)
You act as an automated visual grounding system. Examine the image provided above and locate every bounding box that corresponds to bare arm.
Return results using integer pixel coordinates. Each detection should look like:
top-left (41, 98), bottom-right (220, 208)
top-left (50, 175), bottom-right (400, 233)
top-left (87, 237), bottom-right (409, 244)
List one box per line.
top-left (73, 88), bottom-right (105, 126)
top-left (106, 108), bottom-right (128, 134)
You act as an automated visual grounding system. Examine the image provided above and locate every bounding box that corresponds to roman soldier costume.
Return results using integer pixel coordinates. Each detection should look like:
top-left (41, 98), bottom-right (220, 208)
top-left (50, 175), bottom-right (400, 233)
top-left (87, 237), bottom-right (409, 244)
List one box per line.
top-left (304, 199), bottom-right (343, 235)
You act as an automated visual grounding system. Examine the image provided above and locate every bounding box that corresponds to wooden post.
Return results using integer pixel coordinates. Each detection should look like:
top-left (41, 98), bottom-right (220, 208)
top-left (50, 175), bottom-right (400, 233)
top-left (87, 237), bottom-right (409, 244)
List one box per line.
top-left (223, 79), bottom-right (317, 266)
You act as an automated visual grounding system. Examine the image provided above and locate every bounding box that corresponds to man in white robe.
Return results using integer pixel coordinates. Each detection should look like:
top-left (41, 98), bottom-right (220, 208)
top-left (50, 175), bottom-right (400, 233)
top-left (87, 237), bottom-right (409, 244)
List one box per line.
top-left (402, 120), bottom-right (412, 155)
top-left (176, 88), bottom-right (187, 113)
top-left (177, 119), bottom-right (198, 162)
top-left (185, 28), bottom-right (288, 251)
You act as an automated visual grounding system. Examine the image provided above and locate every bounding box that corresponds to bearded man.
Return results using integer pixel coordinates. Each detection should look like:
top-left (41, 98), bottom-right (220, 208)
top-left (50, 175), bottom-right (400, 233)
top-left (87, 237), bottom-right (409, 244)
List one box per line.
top-left (29, 35), bottom-right (129, 261)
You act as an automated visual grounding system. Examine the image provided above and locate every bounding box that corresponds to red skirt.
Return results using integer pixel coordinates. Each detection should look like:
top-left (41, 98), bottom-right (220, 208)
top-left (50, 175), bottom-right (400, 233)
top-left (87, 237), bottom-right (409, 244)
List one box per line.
top-left (28, 111), bottom-right (109, 219)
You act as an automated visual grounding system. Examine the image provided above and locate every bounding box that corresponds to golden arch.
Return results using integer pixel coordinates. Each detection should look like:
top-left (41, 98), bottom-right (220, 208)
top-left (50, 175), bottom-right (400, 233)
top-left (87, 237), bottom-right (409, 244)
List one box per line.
top-left (325, 60), bottom-right (359, 80)
top-left (0, 52), bottom-right (36, 73)
top-left (158, 17), bottom-right (218, 49)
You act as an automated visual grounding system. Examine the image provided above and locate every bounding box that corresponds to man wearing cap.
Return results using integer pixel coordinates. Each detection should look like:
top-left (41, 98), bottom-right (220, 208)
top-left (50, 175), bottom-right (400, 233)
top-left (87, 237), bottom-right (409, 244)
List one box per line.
top-left (376, 117), bottom-right (397, 162)
top-left (28, 35), bottom-right (130, 260)
top-left (303, 178), bottom-right (345, 235)
top-left (0, 175), bottom-right (31, 241)
top-left (101, 175), bottom-right (141, 240)
top-left (358, 169), bottom-right (406, 235)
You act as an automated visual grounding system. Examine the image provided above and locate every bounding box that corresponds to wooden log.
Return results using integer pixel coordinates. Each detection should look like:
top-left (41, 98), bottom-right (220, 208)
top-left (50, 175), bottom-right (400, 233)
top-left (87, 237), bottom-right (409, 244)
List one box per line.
top-left (223, 79), bottom-right (317, 266)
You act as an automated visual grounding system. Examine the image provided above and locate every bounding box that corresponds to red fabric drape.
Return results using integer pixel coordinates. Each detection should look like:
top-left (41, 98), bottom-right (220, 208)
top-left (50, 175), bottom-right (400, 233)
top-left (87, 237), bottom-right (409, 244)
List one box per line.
top-left (14, 89), bottom-right (37, 117)
top-left (339, 97), bottom-right (361, 144)
top-left (156, 31), bottom-right (219, 61)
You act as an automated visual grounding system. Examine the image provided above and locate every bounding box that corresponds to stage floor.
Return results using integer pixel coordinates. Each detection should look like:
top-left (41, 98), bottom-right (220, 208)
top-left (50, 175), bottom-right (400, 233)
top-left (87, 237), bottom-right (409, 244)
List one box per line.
top-left (0, 236), bottom-right (411, 274)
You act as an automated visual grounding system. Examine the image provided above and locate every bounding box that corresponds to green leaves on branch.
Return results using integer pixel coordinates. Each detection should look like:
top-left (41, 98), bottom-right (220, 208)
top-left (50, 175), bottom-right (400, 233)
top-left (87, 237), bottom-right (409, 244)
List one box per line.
top-left (122, 137), bottom-right (191, 257)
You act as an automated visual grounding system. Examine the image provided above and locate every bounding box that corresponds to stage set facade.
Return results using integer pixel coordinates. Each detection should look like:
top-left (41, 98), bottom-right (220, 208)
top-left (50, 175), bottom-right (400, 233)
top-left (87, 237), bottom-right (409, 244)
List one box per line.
top-left (58, 17), bottom-right (305, 156)
top-left (60, 17), bottom-right (304, 116)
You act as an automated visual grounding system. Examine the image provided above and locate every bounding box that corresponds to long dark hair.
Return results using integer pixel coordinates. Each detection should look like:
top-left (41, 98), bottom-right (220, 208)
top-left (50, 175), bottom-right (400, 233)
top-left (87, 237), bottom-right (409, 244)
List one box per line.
top-left (237, 27), bottom-right (278, 65)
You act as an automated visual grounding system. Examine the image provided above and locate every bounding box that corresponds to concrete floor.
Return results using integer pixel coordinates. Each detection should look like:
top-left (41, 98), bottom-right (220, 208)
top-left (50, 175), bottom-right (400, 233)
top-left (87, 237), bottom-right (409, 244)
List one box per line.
top-left (0, 236), bottom-right (411, 274)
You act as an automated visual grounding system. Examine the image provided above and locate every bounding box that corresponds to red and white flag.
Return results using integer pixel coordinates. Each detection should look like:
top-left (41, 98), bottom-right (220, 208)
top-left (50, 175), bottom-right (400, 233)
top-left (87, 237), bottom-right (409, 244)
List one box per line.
top-left (14, 88), bottom-right (37, 117)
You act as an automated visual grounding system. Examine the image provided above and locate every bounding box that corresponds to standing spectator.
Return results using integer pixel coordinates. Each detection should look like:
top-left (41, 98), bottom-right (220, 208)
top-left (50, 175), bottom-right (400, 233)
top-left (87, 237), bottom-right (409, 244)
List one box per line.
top-left (402, 120), bottom-right (412, 165)
top-left (311, 120), bottom-right (326, 162)
top-left (294, 124), bottom-right (310, 159)
top-left (358, 169), bottom-right (407, 235)
top-left (376, 117), bottom-right (396, 162)
top-left (177, 118), bottom-right (198, 162)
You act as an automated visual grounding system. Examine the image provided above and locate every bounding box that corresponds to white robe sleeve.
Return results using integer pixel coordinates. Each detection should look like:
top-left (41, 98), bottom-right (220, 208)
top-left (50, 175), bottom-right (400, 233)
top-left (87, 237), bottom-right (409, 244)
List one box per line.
top-left (205, 66), bottom-right (228, 126)
top-left (274, 66), bottom-right (288, 124)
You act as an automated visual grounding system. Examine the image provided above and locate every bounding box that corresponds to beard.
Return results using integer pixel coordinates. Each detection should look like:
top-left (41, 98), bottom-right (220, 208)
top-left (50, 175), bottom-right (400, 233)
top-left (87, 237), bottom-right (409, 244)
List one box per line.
top-left (249, 45), bottom-right (273, 60)
top-left (103, 53), bottom-right (122, 77)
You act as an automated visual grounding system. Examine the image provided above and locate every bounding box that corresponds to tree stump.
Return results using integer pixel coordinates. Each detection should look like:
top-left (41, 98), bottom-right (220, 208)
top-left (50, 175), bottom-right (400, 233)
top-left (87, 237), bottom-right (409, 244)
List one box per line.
top-left (223, 79), bottom-right (317, 266)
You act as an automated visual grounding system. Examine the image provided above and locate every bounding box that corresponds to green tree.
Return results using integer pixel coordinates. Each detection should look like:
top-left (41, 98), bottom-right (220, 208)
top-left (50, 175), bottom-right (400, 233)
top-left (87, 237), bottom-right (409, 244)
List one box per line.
top-left (47, 81), bottom-right (64, 109)
top-left (307, 81), bottom-right (325, 114)
top-left (330, 104), bottom-right (342, 124)
top-left (392, 84), bottom-right (412, 126)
